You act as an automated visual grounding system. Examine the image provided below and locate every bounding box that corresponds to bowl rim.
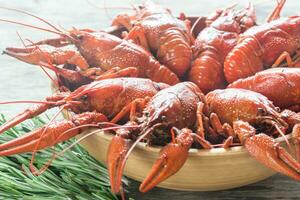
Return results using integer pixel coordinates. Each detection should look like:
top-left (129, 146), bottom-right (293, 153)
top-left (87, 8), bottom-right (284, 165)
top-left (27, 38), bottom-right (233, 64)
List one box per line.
top-left (80, 127), bottom-right (292, 158)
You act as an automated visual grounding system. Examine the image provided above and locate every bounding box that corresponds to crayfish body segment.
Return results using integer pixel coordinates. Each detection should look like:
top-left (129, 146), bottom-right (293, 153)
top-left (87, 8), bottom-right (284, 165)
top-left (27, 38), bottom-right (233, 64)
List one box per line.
top-left (228, 68), bottom-right (300, 110)
top-left (189, 4), bottom-right (256, 93)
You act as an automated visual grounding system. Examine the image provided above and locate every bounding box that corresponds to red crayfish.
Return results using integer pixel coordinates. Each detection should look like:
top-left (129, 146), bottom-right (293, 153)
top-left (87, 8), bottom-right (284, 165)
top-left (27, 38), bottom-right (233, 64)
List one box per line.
top-left (0, 77), bottom-right (168, 155)
top-left (1, 8), bottom-right (179, 86)
top-left (188, 3), bottom-right (256, 93)
top-left (224, 0), bottom-right (300, 83)
top-left (2, 0), bottom-right (300, 197)
top-left (112, 0), bottom-right (194, 77)
top-left (228, 67), bottom-right (300, 110)
top-left (206, 88), bottom-right (300, 182)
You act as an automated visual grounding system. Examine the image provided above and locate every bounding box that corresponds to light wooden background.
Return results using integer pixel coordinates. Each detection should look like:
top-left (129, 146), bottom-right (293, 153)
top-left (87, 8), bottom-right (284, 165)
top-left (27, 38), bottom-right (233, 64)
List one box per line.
top-left (0, 0), bottom-right (300, 199)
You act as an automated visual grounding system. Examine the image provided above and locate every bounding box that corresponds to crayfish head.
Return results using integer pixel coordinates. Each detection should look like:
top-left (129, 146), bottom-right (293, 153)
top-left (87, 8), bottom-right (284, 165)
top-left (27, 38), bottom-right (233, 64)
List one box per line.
top-left (61, 95), bottom-right (90, 114)
top-left (137, 0), bottom-right (170, 18)
top-left (68, 29), bottom-right (87, 44)
top-left (67, 28), bottom-right (99, 48)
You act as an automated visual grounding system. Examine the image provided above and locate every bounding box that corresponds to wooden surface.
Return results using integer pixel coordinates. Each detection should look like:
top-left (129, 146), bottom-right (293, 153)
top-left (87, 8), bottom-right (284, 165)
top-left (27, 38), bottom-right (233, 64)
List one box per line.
top-left (1, 0), bottom-right (300, 199)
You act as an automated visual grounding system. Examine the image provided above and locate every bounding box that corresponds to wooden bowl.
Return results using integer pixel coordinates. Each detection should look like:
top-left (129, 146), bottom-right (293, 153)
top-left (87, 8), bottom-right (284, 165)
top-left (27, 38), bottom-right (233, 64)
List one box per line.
top-left (61, 111), bottom-right (290, 192)
top-left (76, 129), bottom-right (290, 191)
top-left (56, 17), bottom-right (291, 191)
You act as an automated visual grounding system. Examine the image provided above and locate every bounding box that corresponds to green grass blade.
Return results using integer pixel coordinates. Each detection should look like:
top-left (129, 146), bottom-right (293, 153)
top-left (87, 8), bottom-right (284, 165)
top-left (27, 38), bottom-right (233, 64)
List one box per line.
top-left (0, 114), bottom-right (130, 200)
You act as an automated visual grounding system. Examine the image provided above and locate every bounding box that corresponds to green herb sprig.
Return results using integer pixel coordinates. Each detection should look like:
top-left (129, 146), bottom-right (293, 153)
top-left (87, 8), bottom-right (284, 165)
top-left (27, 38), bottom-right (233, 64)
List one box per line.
top-left (0, 114), bottom-right (128, 200)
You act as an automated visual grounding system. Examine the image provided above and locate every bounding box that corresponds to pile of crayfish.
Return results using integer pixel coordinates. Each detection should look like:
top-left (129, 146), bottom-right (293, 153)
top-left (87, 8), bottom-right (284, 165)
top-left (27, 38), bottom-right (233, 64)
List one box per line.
top-left (1, 0), bottom-right (300, 196)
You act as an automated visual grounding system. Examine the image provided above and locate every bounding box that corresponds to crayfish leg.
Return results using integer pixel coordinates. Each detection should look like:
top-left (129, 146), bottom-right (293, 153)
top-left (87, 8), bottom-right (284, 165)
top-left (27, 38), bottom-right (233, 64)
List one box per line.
top-left (222, 136), bottom-right (234, 149)
top-left (266, 0), bottom-right (286, 23)
top-left (196, 102), bottom-right (205, 138)
top-left (111, 13), bottom-right (134, 30)
top-left (124, 24), bottom-right (150, 50)
top-left (272, 51), bottom-right (294, 67)
top-left (95, 67), bottom-right (139, 81)
top-left (281, 109), bottom-right (300, 126)
top-left (110, 97), bottom-right (149, 124)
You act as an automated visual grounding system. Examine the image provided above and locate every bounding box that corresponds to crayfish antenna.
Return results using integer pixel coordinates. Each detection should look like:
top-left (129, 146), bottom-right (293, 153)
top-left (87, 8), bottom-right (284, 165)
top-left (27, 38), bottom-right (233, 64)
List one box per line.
top-left (85, 0), bottom-right (134, 11)
top-left (0, 19), bottom-right (63, 35)
top-left (0, 89), bottom-right (70, 134)
top-left (266, 0), bottom-right (286, 22)
top-left (0, 18), bottom-right (75, 43)
top-left (0, 7), bottom-right (77, 42)
top-left (28, 122), bottom-right (138, 176)
top-left (0, 6), bottom-right (62, 32)
top-left (234, 120), bottom-right (300, 181)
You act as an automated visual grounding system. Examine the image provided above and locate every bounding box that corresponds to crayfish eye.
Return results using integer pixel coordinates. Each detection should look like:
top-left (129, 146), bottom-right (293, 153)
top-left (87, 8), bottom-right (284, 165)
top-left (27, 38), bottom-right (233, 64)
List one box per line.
top-left (80, 95), bottom-right (88, 101)
top-left (144, 112), bottom-right (150, 117)
top-left (257, 108), bottom-right (267, 115)
top-left (275, 107), bottom-right (280, 112)
top-left (76, 34), bottom-right (84, 40)
top-left (161, 115), bottom-right (167, 122)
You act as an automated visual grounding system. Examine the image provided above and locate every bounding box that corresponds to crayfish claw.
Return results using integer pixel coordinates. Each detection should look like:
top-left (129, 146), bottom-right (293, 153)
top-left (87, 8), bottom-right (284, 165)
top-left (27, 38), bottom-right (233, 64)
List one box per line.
top-left (0, 112), bottom-right (107, 156)
top-left (107, 134), bottom-right (132, 194)
top-left (292, 124), bottom-right (300, 162)
top-left (0, 103), bottom-right (52, 135)
top-left (140, 128), bottom-right (193, 192)
top-left (139, 142), bottom-right (189, 192)
top-left (234, 120), bottom-right (300, 181)
top-left (4, 46), bottom-right (45, 65)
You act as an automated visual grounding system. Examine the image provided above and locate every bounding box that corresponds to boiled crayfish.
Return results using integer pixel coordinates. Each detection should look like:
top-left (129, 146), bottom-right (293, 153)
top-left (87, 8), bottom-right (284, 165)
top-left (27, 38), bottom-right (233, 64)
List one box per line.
top-left (2, 0), bottom-right (300, 197)
top-left (112, 0), bottom-right (194, 77)
top-left (1, 9), bottom-right (180, 87)
top-left (0, 78), bottom-right (168, 154)
top-left (224, 0), bottom-right (300, 83)
top-left (188, 4), bottom-right (256, 93)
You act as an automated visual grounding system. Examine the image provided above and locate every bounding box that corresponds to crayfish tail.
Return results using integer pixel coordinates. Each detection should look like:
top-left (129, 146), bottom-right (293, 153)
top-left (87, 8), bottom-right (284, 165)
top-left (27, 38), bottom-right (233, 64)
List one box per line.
top-left (146, 59), bottom-right (180, 85)
top-left (189, 50), bottom-right (226, 93)
top-left (157, 28), bottom-right (193, 77)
